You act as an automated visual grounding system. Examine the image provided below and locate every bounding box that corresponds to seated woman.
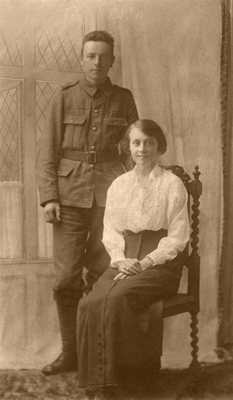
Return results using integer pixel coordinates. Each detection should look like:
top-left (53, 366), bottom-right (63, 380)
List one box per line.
top-left (77, 119), bottom-right (190, 399)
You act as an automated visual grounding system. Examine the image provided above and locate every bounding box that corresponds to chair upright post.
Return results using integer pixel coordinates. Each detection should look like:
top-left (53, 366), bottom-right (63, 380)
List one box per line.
top-left (186, 166), bottom-right (202, 370)
top-left (161, 165), bottom-right (203, 371)
top-left (186, 166), bottom-right (202, 307)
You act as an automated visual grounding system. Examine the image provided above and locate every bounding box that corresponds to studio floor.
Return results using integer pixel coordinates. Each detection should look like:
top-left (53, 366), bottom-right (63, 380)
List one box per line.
top-left (1, 361), bottom-right (233, 400)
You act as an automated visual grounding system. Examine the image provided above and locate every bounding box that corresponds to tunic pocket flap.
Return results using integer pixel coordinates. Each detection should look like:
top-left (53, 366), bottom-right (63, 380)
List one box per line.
top-left (57, 165), bottom-right (74, 177)
top-left (104, 117), bottom-right (128, 127)
top-left (63, 114), bottom-right (87, 125)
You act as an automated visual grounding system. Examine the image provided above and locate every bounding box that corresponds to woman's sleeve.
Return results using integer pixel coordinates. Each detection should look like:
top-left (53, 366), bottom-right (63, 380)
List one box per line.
top-left (102, 182), bottom-right (126, 265)
top-left (147, 178), bottom-right (190, 265)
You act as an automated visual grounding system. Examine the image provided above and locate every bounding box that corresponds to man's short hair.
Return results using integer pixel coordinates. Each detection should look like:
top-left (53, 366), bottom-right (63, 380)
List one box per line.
top-left (81, 30), bottom-right (114, 56)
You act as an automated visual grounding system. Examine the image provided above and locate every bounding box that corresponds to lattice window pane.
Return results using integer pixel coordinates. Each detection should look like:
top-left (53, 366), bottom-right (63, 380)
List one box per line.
top-left (0, 88), bottom-right (19, 181)
top-left (0, 31), bottom-right (24, 67)
top-left (36, 81), bottom-right (61, 143)
top-left (35, 29), bottom-right (82, 72)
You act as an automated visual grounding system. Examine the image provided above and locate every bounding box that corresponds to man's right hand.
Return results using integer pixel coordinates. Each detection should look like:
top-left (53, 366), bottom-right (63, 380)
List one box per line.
top-left (44, 201), bottom-right (61, 224)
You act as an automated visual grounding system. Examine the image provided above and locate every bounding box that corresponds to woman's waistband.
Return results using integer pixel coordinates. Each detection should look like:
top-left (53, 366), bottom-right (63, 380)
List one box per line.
top-left (124, 229), bottom-right (168, 239)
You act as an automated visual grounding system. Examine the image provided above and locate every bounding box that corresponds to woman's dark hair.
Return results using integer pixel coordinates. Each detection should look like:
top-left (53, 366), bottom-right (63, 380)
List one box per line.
top-left (81, 30), bottom-right (114, 56)
top-left (122, 119), bottom-right (167, 155)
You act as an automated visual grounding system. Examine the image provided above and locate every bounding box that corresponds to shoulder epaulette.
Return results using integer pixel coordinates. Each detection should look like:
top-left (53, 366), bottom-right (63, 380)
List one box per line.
top-left (113, 84), bottom-right (131, 92)
top-left (61, 80), bottom-right (79, 90)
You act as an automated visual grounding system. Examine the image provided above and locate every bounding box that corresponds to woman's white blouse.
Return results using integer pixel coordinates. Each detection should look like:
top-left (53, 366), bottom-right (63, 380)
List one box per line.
top-left (102, 164), bottom-right (190, 266)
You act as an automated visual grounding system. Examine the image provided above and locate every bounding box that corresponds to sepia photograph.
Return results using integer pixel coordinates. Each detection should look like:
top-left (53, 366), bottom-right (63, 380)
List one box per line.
top-left (0, 0), bottom-right (232, 399)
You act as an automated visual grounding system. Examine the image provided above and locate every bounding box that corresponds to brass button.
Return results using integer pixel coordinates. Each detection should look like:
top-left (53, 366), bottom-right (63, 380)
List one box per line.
top-left (90, 164), bottom-right (94, 168)
top-left (91, 145), bottom-right (95, 150)
top-left (71, 119), bottom-right (74, 123)
top-left (58, 171), bottom-right (61, 174)
top-left (114, 121), bottom-right (118, 125)
top-left (94, 109), bottom-right (98, 113)
top-left (93, 126), bottom-right (97, 131)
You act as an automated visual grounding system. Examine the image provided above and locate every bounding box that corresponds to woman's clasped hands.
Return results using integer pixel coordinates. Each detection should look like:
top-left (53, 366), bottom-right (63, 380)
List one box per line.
top-left (113, 258), bottom-right (142, 281)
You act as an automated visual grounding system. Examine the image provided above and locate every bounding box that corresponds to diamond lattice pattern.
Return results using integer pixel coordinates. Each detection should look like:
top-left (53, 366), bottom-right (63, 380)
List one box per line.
top-left (36, 81), bottom-right (61, 143)
top-left (0, 31), bottom-right (24, 66)
top-left (0, 88), bottom-right (19, 181)
top-left (35, 30), bottom-right (82, 72)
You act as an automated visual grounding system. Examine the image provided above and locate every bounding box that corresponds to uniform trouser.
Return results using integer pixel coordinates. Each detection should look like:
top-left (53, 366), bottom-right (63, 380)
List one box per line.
top-left (51, 202), bottom-right (110, 360)
top-left (53, 201), bottom-right (110, 303)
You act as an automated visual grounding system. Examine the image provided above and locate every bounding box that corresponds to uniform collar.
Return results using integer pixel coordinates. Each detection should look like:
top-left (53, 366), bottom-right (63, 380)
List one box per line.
top-left (79, 76), bottom-right (114, 97)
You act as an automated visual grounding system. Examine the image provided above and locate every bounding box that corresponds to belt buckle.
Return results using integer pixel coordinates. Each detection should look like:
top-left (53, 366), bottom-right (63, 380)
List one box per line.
top-left (86, 150), bottom-right (97, 164)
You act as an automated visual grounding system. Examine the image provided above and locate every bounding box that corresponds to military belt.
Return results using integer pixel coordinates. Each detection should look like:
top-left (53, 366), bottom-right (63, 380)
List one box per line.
top-left (61, 149), bottom-right (119, 164)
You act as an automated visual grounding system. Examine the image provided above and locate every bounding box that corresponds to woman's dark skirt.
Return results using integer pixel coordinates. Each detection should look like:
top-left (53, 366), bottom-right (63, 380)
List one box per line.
top-left (77, 230), bottom-right (185, 389)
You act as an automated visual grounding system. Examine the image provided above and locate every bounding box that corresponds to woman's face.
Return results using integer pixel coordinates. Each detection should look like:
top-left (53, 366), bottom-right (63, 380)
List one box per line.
top-left (129, 127), bottom-right (159, 169)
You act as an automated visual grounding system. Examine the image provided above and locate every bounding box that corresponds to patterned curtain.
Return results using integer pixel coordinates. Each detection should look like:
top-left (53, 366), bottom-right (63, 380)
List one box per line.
top-left (0, 0), bottom-right (224, 368)
top-left (218, 0), bottom-right (233, 358)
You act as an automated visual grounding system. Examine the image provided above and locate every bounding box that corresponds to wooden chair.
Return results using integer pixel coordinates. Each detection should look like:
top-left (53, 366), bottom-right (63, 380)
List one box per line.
top-left (162, 165), bottom-right (202, 370)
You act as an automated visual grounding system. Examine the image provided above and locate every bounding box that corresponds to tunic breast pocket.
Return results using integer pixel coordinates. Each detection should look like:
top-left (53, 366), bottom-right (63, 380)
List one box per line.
top-left (63, 114), bottom-right (87, 148)
top-left (104, 117), bottom-right (128, 146)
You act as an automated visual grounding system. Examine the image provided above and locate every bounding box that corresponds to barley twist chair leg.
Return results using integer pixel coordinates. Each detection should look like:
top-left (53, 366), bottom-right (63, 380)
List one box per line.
top-left (189, 312), bottom-right (201, 371)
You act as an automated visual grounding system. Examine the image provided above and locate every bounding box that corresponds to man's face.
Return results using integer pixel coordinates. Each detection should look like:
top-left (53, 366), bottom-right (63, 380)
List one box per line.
top-left (81, 41), bottom-right (115, 85)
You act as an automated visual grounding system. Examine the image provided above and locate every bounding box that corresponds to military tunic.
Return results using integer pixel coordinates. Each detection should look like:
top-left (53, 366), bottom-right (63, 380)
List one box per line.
top-left (36, 76), bottom-right (138, 297)
top-left (36, 76), bottom-right (138, 208)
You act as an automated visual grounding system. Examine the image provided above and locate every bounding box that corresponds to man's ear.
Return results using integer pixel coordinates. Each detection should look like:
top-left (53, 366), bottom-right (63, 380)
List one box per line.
top-left (111, 55), bottom-right (115, 68)
top-left (79, 55), bottom-right (84, 67)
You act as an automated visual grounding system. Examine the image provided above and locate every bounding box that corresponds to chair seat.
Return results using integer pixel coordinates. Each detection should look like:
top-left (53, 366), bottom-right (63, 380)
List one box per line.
top-left (163, 293), bottom-right (198, 318)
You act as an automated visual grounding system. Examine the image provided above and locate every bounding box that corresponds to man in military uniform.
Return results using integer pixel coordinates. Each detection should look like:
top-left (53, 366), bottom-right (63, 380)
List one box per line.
top-left (36, 30), bottom-right (138, 375)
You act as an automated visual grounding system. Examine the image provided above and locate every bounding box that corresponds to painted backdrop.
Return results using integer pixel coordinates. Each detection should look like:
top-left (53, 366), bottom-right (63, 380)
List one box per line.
top-left (0, 0), bottom-right (222, 369)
